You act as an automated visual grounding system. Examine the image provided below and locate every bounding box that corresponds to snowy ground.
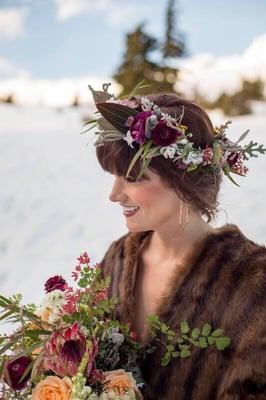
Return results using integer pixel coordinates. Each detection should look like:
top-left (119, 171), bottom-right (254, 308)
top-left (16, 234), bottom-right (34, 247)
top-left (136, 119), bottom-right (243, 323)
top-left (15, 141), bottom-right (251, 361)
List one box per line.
top-left (0, 104), bottom-right (265, 305)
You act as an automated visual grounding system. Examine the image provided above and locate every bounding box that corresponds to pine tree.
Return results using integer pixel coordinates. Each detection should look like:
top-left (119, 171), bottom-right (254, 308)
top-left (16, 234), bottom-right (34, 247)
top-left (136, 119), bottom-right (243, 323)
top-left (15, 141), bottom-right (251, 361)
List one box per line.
top-left (113, 24), bottom-right (179, 96)
top-left (162, 0), bottom-right (186, 59)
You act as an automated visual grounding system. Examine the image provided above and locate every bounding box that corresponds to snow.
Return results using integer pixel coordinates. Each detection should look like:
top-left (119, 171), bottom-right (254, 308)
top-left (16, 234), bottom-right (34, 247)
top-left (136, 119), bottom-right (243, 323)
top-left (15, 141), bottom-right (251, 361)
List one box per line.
top-left (0, 104), bottom-right (265, 305)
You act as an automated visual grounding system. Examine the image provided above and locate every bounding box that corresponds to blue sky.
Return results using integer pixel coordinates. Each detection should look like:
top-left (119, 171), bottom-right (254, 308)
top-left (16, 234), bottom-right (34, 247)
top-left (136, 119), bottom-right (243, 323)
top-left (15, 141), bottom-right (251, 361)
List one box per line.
top-left (0, 0), bottom-right (266, 80)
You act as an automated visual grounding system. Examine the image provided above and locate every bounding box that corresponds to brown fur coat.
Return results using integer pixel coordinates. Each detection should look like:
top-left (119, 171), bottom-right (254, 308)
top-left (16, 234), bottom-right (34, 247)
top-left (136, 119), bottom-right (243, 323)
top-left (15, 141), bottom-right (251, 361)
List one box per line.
top-left (100, 224), bottom-right (266, 400)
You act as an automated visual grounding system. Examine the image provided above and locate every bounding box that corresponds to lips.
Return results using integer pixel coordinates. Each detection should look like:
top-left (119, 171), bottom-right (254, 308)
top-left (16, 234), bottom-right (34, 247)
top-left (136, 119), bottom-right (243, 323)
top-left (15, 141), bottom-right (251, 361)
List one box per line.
top-left (122, 206), bottom-right (139, 212)
top-left (120, 204), bottom-right (140, 217)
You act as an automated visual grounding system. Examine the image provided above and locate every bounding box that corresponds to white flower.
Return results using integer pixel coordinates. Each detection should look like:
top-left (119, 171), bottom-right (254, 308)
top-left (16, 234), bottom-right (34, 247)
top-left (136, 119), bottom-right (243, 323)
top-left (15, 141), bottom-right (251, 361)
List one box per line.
top-left (183, 151), bottom-right (203, 165)
top-left (110, 332), bottom-right (125, 345)
top-left (160, 143), bottom-right (181, 159)
top-left (141, 96), bottom-right (154, 111)
top-left (123, 131), bottom-right (135, 148)
top-left (39, 290), bottom-right (65, 310)
top-left (177, 138), bottom-right (189, 145)
top-left (37, 290), bottom-right (66, 323)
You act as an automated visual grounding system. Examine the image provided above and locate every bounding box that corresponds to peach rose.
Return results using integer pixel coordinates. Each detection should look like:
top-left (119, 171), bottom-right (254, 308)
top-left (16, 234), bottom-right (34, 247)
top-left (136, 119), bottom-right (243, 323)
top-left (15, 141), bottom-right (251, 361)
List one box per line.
top-left (38, 308), bottom-right (52, 323)
top-left (32, 376), bottom-right (72, 400)
top-left (103, 369), bottom-right (142, 398)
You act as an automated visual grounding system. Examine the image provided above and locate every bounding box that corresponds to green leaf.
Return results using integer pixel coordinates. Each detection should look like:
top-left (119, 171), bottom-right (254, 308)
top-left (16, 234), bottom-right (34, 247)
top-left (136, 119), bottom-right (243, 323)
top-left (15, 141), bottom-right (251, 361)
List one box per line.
top-left (18, 359), bottom-right (34, 384)
top-left (211, 329), bottom-right (224, 337)
top-left (161, 352), bottom-right (171, 366)
top-left (180, 321), bottom-right (190, 334)
top-left (0, 333), bottom-right (23, 355)
top-left (161, 323), bottom-right (169, 334)
top-left (128, 80), bottom-right (151, 97)
top-left (78, 278), bottom-right (88, 288)
top-left (136, 156), bottom-right (152, 181)
top-left (201, 323), bottom-right (212, 336)
top-left (207, 336), bottom-right (215, 345)
top-left (191, 328), bottom-right (200, 339)
top-left (172, 351), bottom-right (180, 358)
top-left (25, 329), bottom-right (52, 337)
top-left (214, 337), bottom-right (231, 350)
top-left (0, 309), bottom-right (15, 321)
top-left (0, 355), bottom-right (7, 379)
top-left (14, 338), bottom-right (48, 359)
top-left (166, 345), bottom-right (175, 352)
top-left (126, 145), bottom-right (146, 179)
top-left (180, 348), bottom-right (191, 358)
top-left (198, 337), bottom-right (208, 348)
top-left (223, 165), bottom-right (240, 187)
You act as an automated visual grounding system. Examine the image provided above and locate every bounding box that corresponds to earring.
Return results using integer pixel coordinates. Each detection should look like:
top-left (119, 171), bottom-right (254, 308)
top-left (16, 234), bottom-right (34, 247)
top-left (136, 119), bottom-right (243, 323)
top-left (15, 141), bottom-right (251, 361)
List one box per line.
top-left (179, 199), bottom-right (189, 229)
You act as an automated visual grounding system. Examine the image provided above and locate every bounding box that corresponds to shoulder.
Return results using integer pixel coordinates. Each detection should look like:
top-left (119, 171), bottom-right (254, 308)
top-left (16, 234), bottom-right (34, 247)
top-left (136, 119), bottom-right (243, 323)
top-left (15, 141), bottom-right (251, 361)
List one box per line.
top-left (207, 223), bottom-right (266, 268)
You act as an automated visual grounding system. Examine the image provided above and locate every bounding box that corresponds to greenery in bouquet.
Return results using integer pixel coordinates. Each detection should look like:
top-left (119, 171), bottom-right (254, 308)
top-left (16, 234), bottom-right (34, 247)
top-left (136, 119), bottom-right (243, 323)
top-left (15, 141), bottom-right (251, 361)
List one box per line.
top-left (0, 252), bottom-right (231, 400)
top-left (0, 253), bottom-right (143, 400)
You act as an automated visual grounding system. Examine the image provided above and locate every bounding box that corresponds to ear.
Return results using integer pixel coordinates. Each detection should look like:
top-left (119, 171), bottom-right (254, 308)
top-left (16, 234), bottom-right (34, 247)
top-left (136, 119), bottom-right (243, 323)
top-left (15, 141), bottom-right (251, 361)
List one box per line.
top-left (96, 102), bottom-right (138, 134)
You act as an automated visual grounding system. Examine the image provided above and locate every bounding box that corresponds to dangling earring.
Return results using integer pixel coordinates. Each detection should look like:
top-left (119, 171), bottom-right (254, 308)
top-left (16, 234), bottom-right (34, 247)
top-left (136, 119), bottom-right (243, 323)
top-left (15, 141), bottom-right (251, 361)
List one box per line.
top-left (179, 199), bottom-right (189, 230)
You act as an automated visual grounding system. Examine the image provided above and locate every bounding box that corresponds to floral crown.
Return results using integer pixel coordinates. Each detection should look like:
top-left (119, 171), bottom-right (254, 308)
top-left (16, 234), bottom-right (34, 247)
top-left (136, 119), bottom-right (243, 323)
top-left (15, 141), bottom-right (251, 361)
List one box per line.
top-left (86, 83), bottom-right (266, 185)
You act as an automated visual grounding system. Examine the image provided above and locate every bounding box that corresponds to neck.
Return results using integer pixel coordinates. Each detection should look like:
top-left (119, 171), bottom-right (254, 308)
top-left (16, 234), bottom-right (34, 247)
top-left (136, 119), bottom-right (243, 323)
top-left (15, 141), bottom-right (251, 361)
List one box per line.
top-left (149, 211), bottom-right (215, 263)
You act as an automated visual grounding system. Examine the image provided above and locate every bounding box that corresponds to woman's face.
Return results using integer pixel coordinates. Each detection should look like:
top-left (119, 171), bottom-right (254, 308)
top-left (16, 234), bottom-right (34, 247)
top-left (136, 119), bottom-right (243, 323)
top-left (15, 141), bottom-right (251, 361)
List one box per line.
top-left (109, 169), bottom-right (182, 232)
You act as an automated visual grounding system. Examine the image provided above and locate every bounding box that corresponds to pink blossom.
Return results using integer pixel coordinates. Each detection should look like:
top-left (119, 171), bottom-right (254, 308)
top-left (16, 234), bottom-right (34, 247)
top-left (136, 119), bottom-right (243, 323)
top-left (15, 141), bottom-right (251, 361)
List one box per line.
top-left (77, 252), bottom-right (90, 265)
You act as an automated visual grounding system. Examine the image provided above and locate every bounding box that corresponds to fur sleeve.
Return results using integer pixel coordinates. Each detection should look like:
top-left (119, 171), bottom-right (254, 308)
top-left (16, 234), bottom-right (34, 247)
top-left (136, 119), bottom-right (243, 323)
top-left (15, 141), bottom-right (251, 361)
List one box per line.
top-left (218, 249), bottom-right (266, 399)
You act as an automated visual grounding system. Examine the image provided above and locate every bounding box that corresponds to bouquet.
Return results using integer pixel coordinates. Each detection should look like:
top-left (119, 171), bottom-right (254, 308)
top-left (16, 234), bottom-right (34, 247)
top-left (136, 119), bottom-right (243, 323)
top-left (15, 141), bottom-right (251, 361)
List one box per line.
top-left (0, 252), bottom-right (231, 400)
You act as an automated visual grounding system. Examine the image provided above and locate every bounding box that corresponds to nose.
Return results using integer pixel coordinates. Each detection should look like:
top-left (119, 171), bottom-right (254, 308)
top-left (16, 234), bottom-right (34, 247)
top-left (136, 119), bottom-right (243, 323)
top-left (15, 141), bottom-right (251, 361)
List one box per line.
top-left (109, 176), bottom-right (124, 203)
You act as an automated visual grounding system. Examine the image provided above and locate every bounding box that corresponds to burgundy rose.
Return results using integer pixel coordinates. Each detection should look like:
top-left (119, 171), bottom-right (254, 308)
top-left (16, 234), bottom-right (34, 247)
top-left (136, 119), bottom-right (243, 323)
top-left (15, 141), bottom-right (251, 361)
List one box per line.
top-left (151, 120), bottom-right (181, 146)
top-left (226, 151), bottom-right (239, 167)
top-left (5, 356), bottom-right (32, 390)
top-left (129, 111), bottom-right (153, 144)
top-left (44, 275), bottom-right (67, 293)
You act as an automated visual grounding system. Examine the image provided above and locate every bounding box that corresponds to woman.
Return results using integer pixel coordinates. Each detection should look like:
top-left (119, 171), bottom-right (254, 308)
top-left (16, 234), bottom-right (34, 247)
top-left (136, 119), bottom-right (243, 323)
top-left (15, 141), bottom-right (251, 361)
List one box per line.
top-left (89, 84), bottom-right (266, 399)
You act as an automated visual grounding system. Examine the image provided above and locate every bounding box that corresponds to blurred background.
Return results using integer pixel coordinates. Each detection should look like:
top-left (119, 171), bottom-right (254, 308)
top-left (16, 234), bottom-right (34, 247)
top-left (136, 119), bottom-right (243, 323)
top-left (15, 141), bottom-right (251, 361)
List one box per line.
top-left (0, 0), bottom-right (265, 303)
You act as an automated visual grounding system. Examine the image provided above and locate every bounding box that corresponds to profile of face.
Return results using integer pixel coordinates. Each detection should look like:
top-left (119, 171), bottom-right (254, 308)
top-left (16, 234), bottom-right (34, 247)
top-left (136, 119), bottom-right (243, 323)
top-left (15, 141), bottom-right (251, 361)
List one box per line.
top-left (109, 169), bottom-right (183, 233)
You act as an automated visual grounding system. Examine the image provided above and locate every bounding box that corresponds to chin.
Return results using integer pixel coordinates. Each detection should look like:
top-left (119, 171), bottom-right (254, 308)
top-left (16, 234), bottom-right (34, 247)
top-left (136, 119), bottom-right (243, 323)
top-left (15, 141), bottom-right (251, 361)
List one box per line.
top-left (125, 221), bottom-right (151, 233)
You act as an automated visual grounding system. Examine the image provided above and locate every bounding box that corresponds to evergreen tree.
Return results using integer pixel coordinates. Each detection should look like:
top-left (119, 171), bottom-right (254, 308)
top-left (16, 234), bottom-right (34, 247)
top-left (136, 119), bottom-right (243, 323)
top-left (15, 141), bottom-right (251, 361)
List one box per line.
top-left (162, 0), bottom-right (186, 59)
top-left (113, 24), bottom-right (179, 96)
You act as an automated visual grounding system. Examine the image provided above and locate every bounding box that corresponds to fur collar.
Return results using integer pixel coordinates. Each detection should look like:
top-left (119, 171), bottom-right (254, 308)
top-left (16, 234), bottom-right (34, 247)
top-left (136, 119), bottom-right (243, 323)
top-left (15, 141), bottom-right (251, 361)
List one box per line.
top-left (117, 223), bottom-right (247, 339)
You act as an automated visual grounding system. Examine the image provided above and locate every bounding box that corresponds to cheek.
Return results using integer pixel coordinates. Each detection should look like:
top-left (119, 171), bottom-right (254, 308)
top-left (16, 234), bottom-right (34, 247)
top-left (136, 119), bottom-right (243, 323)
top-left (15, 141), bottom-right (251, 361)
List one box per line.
top-left (130, 184), bottom-right (174, 208)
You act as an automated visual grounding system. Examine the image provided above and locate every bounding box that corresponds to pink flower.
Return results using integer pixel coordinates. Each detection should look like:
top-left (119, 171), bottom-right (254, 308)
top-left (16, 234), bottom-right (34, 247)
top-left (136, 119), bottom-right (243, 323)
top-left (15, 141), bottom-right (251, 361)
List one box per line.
top-left (203, 146), bottom-right (213, 165)
top-left (43, 322), bottom-right (93, 377)
top-left (151, 120), bottom-right (181, 146)
top-left (4, 356), bottom-right (32, 390)
top-left (130, 331), bottom-right (138, 342)
top-left (61, 288), bottom-right (81, 315)
top-left (77, 252), bottom-right (90, 265)
top-left (44, 275), bottom-right (67, 293)
top-left (129, 111), bottom-right (153, 144)
top-left (226, 151), bottom-right (239, 167)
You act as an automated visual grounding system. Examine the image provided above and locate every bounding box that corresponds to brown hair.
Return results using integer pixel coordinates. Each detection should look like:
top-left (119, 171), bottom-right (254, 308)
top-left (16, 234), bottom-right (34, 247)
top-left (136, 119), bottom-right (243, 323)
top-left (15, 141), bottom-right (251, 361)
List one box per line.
top-left (96, 93), bottom-right (222, 222)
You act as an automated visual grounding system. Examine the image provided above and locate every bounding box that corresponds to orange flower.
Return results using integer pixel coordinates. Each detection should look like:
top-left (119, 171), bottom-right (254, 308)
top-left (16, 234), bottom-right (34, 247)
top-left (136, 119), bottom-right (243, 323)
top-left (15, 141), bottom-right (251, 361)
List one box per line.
top-left (103, 369), bottom-right (140, 397)
top-left (31, 376), bottom-right (72, 400)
